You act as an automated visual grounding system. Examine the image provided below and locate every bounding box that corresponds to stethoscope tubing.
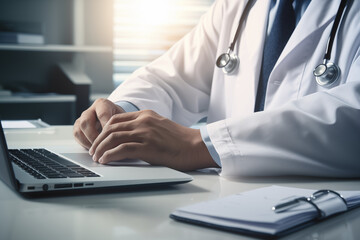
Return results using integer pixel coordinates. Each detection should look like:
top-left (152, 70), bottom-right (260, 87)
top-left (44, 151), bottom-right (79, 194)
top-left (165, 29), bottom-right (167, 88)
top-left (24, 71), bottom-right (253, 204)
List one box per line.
top-left (217, 0), bottom-right (348, 87)
top-left (229, 0), bottom-right (255, 52)
top-left (324, 0), bottom-right (347, 62)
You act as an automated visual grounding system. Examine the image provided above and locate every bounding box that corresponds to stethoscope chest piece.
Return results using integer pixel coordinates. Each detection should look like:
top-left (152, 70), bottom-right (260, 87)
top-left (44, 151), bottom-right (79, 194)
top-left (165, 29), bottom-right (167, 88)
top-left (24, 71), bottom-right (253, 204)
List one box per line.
top-left (313, 62), bottom-right (340, 87)
top-left (216, 50), bottom-right (239, 74)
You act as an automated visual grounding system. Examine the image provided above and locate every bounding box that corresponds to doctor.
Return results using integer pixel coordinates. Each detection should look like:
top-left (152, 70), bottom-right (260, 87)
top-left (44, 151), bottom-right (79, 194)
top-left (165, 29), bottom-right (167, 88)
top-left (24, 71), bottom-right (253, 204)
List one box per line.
top-left (74, 0), bottom-right (360, 177)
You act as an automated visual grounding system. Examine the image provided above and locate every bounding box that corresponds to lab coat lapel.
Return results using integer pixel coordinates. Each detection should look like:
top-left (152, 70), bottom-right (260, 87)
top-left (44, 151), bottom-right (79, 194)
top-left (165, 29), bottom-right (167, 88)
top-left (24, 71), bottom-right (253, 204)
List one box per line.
top-left (273, 0), bottom-right (341, 71)
top-left (264, 0), bottom-right (341, 107)
top-left (234, 0), bottom-right (270, 117)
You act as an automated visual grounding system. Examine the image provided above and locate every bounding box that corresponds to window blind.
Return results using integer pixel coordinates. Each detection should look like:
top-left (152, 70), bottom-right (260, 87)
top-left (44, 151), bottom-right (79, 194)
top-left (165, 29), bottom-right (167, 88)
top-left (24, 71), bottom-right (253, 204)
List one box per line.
top-left (113, 0), bottom-right (214, 86)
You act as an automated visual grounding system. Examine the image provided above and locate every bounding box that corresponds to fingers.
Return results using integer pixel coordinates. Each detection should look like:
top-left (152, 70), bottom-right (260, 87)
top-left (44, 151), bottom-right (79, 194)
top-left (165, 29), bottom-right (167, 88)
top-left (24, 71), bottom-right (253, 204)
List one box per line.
top-left (95, 100), bottom-right (117, 128)
top-left (89, 112), bottom-right (141, 154)
top-left (80, 108), bottom-right (216, 171)
top-left (91, 130), bottom-right (139, 162)
top-left (89, 110), bottom-right (156, 163)
top-left (98, 143), bottom-right (144, 164)
top-left (91, 98), bottom-right (124, 129)
top-left (73, 119), bottom-right (92, 149)
top-left (78, 110), bottom-right (101, 145)
top-left (73, 98), bottom-right (125, 149)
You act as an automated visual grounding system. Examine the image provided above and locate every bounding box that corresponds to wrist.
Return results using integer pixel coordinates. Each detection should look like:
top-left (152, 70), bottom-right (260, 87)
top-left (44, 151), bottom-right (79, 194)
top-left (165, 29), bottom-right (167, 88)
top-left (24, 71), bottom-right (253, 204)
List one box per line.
top-left (188, 129), bottom-right (219, 170)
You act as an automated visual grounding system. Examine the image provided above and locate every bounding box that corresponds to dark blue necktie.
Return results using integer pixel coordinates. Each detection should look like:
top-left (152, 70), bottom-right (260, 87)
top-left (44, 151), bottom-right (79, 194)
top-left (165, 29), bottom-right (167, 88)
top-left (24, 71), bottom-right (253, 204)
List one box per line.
top-left (254, 0), bottom-right (296, 112)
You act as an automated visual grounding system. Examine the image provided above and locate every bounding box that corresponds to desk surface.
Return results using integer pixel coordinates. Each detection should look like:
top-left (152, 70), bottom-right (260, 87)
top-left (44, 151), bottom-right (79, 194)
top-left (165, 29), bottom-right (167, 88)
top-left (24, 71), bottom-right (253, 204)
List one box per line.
top-left (1, 126), bottom-right (360, 240)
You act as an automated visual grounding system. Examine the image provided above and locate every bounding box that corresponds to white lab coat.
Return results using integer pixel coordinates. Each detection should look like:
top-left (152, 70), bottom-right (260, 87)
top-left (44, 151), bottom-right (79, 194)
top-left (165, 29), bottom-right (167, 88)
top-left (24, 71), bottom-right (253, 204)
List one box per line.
top-left (109, 0), bottom-right (360, 177)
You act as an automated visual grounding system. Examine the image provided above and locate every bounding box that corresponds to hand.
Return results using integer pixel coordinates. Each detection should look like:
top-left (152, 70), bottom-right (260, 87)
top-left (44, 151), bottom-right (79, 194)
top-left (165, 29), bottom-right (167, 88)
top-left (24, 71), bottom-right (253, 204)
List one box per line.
top-left (89, 110), bottom-right (217, 171)
top-left (73, 98), bottom-right (125, 149)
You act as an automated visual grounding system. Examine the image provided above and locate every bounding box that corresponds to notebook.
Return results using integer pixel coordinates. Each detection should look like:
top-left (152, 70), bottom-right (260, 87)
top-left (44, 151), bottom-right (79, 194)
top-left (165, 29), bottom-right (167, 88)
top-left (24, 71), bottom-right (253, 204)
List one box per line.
top-left (170, 185), bottom-right (360, 238)
top-left (0, 122), bottom-right (192, 197)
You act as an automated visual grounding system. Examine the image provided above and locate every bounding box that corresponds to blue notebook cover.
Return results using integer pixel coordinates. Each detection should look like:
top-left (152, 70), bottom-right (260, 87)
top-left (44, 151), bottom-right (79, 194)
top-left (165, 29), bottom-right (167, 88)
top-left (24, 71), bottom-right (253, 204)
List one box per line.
top-left (170, 185), bottom-right (360, 238)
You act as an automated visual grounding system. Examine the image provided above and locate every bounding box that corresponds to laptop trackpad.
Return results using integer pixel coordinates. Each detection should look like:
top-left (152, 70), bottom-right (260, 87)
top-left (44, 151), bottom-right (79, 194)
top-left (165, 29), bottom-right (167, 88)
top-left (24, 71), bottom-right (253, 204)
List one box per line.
top-left (61, 153), bottom-right (150, 168)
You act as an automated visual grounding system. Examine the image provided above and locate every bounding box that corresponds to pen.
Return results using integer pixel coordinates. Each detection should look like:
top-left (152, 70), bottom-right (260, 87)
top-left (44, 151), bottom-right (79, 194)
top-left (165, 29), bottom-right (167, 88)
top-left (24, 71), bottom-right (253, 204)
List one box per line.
top-left (272, 197), bottom-right (308, 213)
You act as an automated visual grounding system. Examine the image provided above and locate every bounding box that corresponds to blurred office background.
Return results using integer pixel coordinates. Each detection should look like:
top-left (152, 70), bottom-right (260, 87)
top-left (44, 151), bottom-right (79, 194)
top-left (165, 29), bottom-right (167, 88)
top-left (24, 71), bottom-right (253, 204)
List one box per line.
top-left (0, 0), bottom-right (213, 125)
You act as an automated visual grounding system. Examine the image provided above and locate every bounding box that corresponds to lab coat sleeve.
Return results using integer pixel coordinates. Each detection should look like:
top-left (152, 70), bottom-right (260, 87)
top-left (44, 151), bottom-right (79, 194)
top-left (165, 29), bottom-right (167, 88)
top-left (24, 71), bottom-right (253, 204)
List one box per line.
top-left (200, 125), bottom-right (221, 167)
top-left (207, 52), bottom-right (360, 178)
top-left (108, 0), bottom-right (224, 127)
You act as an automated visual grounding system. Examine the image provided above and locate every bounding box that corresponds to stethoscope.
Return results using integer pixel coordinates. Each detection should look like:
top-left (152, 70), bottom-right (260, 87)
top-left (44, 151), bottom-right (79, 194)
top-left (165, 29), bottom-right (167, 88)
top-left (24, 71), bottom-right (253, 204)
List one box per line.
top-left (216, 0), bottom-right (348, 87)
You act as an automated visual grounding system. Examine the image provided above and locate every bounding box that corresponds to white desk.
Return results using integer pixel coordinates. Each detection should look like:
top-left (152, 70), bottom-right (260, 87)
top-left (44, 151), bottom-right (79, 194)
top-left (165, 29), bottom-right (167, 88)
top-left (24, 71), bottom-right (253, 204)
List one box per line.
top-left (1, 126), bottom-right (360, 240)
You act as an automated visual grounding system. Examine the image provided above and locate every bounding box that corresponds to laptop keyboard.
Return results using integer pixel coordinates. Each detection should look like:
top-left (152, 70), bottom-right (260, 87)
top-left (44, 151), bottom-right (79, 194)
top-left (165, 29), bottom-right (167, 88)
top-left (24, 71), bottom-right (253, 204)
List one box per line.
top-left (9, 148), bottom-right (100, 179)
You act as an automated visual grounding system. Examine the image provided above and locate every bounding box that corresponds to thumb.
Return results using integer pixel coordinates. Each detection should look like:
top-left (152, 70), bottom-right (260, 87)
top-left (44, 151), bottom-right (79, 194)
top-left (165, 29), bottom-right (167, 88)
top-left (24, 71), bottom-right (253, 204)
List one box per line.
top-left (94, 99), bottom-right (124, 128)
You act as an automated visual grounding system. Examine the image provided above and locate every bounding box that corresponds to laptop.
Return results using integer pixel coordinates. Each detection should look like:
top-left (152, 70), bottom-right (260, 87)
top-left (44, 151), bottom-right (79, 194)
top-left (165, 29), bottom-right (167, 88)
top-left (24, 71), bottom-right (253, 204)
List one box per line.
top-left (0, 122), bottom-right (192, 197)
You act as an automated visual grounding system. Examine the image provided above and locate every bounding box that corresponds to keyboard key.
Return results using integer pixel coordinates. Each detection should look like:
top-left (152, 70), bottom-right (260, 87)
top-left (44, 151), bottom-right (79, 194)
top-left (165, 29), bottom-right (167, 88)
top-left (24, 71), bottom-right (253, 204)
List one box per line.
top-left (34, 149), bottom-right (80, 167)
top-left (62, 172), bottom-right (85, 178)
top-left (10, 148), bottom-right (100, 179)
top-left (46, 174), bottom-right (67, 179)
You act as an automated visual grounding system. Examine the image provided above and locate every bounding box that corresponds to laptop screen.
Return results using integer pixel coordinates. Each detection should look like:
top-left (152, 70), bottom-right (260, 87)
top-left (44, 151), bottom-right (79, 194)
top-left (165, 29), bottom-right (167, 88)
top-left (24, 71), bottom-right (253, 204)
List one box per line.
top-left (0, 122), bottom-right (18, 191)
